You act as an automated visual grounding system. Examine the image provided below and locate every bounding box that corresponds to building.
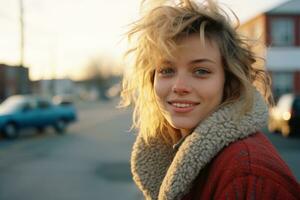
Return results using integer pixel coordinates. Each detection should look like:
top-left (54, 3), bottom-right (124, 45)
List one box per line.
top-left (0, 64), bottom-right (30, 102)
top-left (31, 78), bottom-right (76, 98)
top-left (239, 0), bottom-right (300, 100)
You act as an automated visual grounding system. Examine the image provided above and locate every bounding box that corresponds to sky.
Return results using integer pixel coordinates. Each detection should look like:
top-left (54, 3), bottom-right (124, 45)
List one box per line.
top-left (0, 0), bottom-right (288, 80)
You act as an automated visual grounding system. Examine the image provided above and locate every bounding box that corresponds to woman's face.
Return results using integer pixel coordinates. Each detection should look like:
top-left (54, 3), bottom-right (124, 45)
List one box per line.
top-left (154, 34), bottom-right (225, 136)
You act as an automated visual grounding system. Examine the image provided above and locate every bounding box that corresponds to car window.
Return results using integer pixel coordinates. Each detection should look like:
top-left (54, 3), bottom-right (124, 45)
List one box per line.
top-left (21, 99), bottom-right (37, 111)
top-left (22, 102), bottom-right (32, 111)
top-left (37, 100), bottom-right (51, 109)
top-left (0, 96), bottom-right (27, 113)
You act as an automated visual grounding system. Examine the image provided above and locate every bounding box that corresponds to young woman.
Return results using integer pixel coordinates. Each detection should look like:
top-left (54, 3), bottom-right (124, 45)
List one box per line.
top-left (121, 0), bottom-right (300, 199)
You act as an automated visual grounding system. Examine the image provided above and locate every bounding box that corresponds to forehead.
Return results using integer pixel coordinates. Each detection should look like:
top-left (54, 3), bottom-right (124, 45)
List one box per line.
top-left (161, 34), bottom-right (222, 63)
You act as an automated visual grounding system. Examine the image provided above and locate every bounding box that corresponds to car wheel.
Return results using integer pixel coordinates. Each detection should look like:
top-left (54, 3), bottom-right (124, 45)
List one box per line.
top-left (54, 119), bottom-right (67, 134)
top-left (2, 123), bottom-right (19, 139)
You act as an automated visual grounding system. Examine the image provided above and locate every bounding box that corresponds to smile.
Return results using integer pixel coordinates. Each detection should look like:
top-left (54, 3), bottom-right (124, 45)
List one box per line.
top-left (168, 101), bottom-right (199, 113)
top-left (171, 103), bottom-right (195, 108)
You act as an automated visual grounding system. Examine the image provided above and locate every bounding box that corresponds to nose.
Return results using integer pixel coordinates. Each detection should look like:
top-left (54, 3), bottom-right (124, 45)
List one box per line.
top-left (172, 75), bottom-right (191, 95)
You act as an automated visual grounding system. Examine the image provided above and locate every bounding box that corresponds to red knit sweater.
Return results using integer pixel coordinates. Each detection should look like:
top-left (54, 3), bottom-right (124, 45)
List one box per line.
top-left (182, 132), bottom-right (300, 200)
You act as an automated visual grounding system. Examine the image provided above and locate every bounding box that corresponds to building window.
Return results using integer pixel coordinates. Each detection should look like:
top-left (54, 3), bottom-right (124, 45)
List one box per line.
top-left (270, 18), bottom-right (295, 46)
top-left (272, 71), bottom-right (293, 99)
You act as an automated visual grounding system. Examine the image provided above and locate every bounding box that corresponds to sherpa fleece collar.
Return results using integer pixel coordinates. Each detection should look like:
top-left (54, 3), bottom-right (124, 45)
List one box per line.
top-left (131, 90), bottom-right (269, 200)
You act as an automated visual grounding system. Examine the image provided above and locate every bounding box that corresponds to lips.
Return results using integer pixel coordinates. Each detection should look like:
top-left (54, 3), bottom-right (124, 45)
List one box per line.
top-left (168, 100), bottom-right (199, 113)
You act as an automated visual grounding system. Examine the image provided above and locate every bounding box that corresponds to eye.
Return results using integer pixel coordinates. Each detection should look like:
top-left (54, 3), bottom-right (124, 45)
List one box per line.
top-left (194, 68), bottom-right (210, 76)
top-left (157, 67), bottom-right (175, 76)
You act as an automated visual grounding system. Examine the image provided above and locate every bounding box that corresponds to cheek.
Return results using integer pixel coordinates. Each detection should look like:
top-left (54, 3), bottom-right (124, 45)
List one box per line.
top-left (153, 77), bottom-right (169, 118)
top-left (201, 75), bottom-right (225, 104)
top-left (217, 87), bottom-right (224, 104)
top-left (153, 76), bottom-right (168, 101)
top-left (215, 79), bottom-right (225, 105)
top-left (218, 74), bottom-right (226, 102)
top-left (211, 69), bottom-right (225, 100)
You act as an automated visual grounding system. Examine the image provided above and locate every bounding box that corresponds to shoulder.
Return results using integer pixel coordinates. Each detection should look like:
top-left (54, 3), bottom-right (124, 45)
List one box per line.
top-left (216, 132), bottom-right (293, 178)
top-left (206, 132), bottom-right (300, 199)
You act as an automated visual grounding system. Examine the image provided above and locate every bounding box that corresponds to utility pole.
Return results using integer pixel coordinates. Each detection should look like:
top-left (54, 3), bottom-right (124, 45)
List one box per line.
top-left (19, 0), bottom-right (24, 67)
top-left (18, 0), bottom-right (29, 95)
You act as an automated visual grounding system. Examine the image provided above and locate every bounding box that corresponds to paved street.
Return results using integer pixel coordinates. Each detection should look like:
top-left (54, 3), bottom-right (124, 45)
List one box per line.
top-left (0, 99), bottom-right (141, 200)
top-left (0, 99), bottom-right (299, 200)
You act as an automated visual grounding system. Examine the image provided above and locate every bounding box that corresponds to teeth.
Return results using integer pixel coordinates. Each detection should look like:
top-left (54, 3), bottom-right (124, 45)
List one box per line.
top-left (172, 103), bottom-right (194, 108)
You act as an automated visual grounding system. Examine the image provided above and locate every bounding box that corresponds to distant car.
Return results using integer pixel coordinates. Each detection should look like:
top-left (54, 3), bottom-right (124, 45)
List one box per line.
top-left (268, 94), bottom-right (300, 137)
top-left (106, 83), bottom-right (121, 99)
top-left (0, 95), bottom-right (77, 139)
top-left (52, 95), bottom-right (74, 106)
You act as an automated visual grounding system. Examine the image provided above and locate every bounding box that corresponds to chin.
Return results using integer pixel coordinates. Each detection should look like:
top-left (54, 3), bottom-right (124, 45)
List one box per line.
top-left (169, 121), bottom-right (197, 131)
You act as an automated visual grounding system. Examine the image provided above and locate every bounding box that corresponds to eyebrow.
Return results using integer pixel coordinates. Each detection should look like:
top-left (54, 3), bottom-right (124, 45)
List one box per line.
top-left (161, 58), bottom-right (216, 65)
top-left (189, 58), bottom-right (216, 64)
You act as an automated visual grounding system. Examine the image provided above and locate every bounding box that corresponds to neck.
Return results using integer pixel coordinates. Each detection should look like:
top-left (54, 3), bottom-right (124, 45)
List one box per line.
top-left (180, 129), bottom-right (192, 138)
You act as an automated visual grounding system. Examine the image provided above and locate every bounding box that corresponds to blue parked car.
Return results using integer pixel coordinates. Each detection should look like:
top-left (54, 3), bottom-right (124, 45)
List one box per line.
top-left (0, 95), bottom-right (77, 139)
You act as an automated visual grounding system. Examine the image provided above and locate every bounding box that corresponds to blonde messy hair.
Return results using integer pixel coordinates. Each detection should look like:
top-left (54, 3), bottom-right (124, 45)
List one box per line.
top-left (120, 0), bottom-right (273, 145)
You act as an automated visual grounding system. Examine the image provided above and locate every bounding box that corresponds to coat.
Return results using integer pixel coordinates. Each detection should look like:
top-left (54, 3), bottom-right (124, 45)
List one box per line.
top-left (131, 91), bottom-right (300, 200)
top-left (181, 132), bottom-right (300, 200)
